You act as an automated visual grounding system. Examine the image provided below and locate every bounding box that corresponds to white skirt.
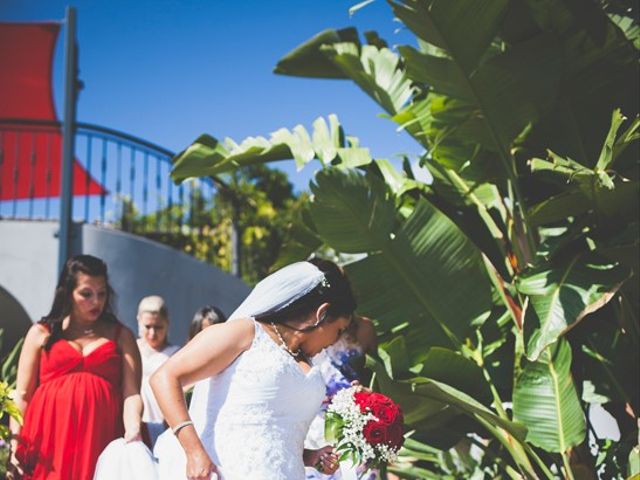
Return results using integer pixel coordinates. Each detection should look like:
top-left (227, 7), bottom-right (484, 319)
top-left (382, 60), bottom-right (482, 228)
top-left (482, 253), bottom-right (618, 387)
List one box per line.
top-left (93, 438), bottom-right (158, 480)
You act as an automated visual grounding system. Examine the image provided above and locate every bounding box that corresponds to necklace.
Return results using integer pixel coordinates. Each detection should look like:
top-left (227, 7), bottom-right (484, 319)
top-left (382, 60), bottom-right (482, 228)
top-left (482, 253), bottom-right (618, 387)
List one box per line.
top-left (270, 322), bottom-right (300, 358)
top-left (71, 323), bottom-right (95, 336)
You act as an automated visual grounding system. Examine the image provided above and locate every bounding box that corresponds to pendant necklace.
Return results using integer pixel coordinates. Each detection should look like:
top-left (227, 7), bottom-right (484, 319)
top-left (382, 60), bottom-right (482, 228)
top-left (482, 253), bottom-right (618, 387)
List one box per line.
top-left (73, 323), bottom-right (95, 335)
top-left (270, 322), bottom-right (301, 358)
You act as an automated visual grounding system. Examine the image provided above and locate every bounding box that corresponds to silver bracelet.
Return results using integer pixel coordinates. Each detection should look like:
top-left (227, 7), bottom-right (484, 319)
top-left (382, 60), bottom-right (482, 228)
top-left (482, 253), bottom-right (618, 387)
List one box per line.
top-left (172, 420), bottom-right (194, 436)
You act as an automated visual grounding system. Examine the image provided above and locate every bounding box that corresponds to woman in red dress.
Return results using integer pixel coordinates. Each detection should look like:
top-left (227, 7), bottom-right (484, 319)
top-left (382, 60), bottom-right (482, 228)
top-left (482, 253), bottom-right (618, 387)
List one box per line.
top-left (8, 254), bottom-right (143, 480)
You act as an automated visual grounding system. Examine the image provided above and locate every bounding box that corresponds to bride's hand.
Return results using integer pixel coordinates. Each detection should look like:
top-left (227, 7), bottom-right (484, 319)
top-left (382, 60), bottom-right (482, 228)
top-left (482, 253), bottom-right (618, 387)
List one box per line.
top-left (186, 448), bottom-right (218, 480)
top-left (304, 445), bottom-right (339, 475)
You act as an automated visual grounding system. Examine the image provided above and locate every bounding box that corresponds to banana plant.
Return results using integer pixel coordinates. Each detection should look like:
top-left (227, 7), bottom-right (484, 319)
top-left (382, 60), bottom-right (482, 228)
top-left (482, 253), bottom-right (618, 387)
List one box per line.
top-left (170, 0), bottom-right (639, 476)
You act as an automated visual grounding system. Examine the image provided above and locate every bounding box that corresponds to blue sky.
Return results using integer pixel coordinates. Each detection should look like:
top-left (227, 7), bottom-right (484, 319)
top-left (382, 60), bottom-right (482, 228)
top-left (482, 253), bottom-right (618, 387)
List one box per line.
top-left (1, 0), bottom-right (423, 192)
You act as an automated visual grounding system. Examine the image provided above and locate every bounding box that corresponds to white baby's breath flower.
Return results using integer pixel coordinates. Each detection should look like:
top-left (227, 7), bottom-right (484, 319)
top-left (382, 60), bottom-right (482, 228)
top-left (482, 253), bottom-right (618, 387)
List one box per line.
top-left (326, 386), bottom-right (401, 466)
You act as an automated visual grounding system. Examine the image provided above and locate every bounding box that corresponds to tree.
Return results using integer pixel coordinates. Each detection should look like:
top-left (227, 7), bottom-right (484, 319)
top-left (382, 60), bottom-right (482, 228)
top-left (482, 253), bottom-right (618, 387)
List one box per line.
top-left (118, 164), bottom-right (308, 285)
top-left (170, 1), bottom-right (639, 477)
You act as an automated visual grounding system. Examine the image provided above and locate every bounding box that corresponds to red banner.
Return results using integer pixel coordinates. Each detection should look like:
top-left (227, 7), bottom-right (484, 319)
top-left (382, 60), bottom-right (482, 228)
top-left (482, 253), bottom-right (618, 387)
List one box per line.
top-left (0, 22), bottom-right (106, 200)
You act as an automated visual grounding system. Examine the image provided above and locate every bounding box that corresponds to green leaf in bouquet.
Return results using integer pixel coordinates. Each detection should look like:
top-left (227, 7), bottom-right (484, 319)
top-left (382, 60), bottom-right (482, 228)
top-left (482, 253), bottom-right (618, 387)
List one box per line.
top-left (629, 443), bottom-right (640, 477)
top-left (324, 411), bottom-right (344, 444)
top-left (338, 450), bottom-right (352, 463)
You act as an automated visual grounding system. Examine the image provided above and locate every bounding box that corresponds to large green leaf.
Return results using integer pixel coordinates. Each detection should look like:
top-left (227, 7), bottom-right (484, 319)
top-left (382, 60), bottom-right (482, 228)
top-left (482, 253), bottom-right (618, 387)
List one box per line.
top-left (513, 339), bottom-right (586, 453)
top-left (527, 180), bottom-right (639, 227)
top-left (309, 169), bottom-right (492, 351)
top-left (320, 42), bottom-right (414, 115)
top-left (272, 206), bottom-right (323, 270)
top-left (389, 0), bottom-right (509, 75)
top-left (379, 337), bottom-right (492, 406)
top-left (595, 108), bottom-right (627, 171)
top-left (277, 31), bottom-right (416, 131)
top-left (398, 32), bottom-right (563, 155)
top-left (367, 353), bottom-right (527, 441)
top-left (275, 26), bottom-right (416, 131)
top-left (309, 169), bottom-right (396, 253)
top-left (609, 13), bottom-right (640, 50)
top-left (517, 2), bottom-right (640, 167)
top-left (418, 347), bottom-right (493, 407)
top-left (528, 111), bottom-right (640, 228)
top-left (274, 27), bottom-right (360, 78)
top-left (373, 159), bottom-right (424, 197)
top-left (517, 251), bottom-right (631, 360)
top-left (170, 115), bottom-right (373, 182)
top-left (388, 0), bottom-right (563, 177)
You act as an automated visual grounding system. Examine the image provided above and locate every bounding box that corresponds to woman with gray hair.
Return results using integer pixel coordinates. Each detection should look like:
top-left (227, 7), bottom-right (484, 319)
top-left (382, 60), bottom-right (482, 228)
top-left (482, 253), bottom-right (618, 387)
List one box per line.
top-left (136, 295), bottom-right (179, 446)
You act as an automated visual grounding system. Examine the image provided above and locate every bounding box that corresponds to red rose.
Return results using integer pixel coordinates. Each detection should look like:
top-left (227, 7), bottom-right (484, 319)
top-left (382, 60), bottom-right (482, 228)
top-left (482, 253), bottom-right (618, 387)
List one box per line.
top-left (367, 393), bottom-right (393, 407)
top-left (354, 392), bottom-right (391, 411)
top-left (353, 391), bottom-right (371, 412)
top-left (354, 392), bottom-right (402, 424)
top-left (372, 402), bottom-right (401, 424)
top-left (362, 421), bottom-right (389, 445)
top-left (386, 422), bottom-right (405, 449)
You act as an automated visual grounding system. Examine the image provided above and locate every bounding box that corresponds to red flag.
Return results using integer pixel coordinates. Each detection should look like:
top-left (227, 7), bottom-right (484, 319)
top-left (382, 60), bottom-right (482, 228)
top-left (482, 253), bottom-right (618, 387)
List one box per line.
top-left (0, 22), bottom-right (106, 200)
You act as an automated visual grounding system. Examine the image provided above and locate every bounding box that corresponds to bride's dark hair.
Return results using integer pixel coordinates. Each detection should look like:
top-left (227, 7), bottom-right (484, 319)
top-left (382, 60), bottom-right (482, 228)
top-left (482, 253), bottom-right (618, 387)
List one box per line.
top-left (40, 254), bottom-right (117, 350)
top-left (256, 258), bottom-right (357, 327)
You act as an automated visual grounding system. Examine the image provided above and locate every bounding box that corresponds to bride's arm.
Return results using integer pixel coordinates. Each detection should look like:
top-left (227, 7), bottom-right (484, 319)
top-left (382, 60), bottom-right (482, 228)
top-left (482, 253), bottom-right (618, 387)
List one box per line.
top-left (150, 319), bottom-right (254, 472)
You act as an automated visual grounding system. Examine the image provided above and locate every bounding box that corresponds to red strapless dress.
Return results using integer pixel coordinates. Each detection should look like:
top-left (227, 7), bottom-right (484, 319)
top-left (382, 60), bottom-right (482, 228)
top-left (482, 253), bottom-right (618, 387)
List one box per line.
top-left (16, 327), bottom-right (124, 480)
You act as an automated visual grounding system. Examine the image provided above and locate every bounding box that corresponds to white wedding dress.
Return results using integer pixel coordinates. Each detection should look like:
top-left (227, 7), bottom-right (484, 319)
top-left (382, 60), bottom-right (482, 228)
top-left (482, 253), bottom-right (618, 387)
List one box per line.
top-left (154, 320), bottom-right (326, 480)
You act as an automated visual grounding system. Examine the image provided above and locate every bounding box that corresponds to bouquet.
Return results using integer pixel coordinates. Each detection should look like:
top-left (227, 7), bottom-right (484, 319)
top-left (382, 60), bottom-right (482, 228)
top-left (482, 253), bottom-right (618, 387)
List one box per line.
top-left (325, 386), bottom-right (404, 468)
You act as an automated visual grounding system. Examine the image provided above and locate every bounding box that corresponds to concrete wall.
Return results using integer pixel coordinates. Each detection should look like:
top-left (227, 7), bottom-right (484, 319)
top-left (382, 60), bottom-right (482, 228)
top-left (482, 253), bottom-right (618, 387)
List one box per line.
top-left (0, 221), bottom-right (59, 325)
top-left (0, 220), bottom-right (250, 347)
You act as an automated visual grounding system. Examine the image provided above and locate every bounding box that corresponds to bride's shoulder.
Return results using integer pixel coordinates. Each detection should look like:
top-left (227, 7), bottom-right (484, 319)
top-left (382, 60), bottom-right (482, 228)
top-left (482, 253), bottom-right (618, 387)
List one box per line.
top-left (213, 317), bottom-right (256, 349)
top-left (225, 317), bottom-right (255, 332)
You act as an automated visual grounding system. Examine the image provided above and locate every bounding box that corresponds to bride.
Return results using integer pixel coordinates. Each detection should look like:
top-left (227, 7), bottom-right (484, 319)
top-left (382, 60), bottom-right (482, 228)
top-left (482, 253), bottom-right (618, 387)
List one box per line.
top-left (151, 259), bottom-right (358, 480)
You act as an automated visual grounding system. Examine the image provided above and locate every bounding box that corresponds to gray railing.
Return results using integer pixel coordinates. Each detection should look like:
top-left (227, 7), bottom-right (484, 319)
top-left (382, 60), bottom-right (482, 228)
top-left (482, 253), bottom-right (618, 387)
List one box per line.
top-left (0, 118), bottom-right (214, 237)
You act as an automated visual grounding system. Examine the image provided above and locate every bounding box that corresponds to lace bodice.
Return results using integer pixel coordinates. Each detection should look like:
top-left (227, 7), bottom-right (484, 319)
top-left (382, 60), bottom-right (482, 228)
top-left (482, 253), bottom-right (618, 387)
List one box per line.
top-left (155, 320), bottom-right (326, 480)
